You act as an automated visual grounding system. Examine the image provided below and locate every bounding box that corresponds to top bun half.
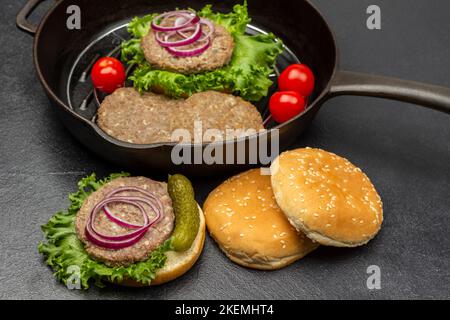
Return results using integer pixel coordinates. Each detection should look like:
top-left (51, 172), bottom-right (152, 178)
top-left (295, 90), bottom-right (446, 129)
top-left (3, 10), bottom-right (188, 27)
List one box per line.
top-left (271, 148), bottom-right (383, 247)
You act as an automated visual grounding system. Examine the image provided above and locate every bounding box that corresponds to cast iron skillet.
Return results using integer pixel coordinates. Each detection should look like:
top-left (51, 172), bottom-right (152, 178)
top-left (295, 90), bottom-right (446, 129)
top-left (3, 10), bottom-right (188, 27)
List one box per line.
top-left (17, 0), bottom-right (450, 176)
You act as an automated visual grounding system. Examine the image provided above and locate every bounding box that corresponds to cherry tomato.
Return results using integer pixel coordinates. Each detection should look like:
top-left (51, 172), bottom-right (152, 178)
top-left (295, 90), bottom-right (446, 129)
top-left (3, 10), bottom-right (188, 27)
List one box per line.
top-left (278, 64), bottom-right (315, 97)
top-left (91, 57), bottom-right (126, 94)
top-left (269, 91), bottom-right (306, 123)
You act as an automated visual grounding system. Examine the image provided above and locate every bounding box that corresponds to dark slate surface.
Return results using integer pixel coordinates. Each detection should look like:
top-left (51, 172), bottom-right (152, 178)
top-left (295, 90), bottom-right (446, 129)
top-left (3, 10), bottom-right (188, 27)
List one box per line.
top-left (0, 0), bottom-right (449, 299)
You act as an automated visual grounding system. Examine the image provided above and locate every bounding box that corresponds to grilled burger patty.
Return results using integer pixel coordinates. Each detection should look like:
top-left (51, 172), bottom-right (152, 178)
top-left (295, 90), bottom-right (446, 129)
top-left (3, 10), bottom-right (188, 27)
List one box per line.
top-left (97, 88), bottom-right (264, 144)
top-left (75, 177), bottom-right (175, 267)
top-left (141, 22), bottom-right (234, 74)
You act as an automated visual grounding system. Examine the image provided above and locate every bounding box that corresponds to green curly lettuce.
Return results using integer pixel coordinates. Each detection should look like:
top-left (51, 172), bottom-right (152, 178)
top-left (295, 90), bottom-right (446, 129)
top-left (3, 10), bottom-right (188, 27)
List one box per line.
top-left (38, 173), bottom-right (172, 289)
top-left (121, 1), bottom-right (283, 101)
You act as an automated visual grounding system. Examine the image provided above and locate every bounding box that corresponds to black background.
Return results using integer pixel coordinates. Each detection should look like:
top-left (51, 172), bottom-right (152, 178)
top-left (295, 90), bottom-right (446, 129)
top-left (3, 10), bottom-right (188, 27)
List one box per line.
top-left (0, 0), bottom-right (449, 299)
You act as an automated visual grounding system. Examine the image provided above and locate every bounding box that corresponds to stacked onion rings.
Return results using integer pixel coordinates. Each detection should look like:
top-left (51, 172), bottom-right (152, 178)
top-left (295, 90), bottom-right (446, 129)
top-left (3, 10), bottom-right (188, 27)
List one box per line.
top-left (151, 10), bottom-right (215, 57)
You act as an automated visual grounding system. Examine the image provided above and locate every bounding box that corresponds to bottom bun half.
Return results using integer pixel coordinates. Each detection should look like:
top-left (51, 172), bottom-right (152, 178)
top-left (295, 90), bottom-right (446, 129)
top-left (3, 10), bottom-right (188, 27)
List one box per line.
top-left (117, 205), bottom-right (206, 287)
top-left (216, 240), bottom-right (316, 271)
top-left (204, 169), bottom-right (319, 271)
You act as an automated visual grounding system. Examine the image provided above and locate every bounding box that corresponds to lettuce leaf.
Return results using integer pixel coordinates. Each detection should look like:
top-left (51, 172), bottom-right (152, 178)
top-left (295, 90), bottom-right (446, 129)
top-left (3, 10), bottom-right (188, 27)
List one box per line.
top-left (197, 3), bottom-right (250, 36)
top-left (38, 173), bottom-right (172, 289)
top-left (121, 1), bottom-right (283, 101)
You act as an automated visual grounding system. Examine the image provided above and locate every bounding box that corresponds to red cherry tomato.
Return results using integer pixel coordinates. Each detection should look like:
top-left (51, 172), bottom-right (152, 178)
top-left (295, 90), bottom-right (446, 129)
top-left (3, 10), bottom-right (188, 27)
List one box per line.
top-left (278, 64), bottom-right (315, 97)
top-left (269, 91), bottom-right (306, 123)
top-left (91, 57), bottom-right (126, 94)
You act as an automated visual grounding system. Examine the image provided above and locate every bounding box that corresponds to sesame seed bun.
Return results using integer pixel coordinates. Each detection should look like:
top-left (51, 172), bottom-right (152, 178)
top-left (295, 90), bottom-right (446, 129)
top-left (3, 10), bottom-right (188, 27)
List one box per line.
top-left (270, 148), bottom-right (383, 247)
top-left (203, 169), bottom-right (319, 270)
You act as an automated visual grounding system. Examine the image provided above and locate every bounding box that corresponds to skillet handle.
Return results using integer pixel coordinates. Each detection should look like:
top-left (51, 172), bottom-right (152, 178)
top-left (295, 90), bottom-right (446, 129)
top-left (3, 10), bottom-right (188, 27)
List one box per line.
top-left (329, 71), bottom-right (450, 114)
top-left (16, 0), bottom-right (46, 35)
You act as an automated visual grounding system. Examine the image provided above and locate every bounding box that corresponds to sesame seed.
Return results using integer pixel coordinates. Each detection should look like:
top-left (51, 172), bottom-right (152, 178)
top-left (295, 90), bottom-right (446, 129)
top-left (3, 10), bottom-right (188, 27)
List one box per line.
top-left (220, 222), bottom-right (232, 230)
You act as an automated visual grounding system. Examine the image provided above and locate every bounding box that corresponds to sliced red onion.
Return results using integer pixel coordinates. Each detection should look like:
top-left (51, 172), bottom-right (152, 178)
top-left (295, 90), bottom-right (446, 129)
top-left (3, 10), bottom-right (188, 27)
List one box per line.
top-left (155, 23), bottom-right (202, 47)
top-left (85, 227), bottom-right (147, 250)
top-left (174, 16), bottom-right (188, 27)
top-left (105, 187), bottom-right (164, 221)
top-left (88, 197), bottom-right (159, 242)
top-left (99, 197), bottom-right (148, 230)
top-left (84, 187), bottom-right (164, 250)
top-left (105, 186), bottom-right (164, 210)
top-left (86, 198), bottom-right (150, 247)
top-left (151, 11), bottom-right (199, 32)
top-left (178, 19), bottom-right (215, 42)
top-left (151, 10), bottom-right (215, 57)
top-left (165, 38), bottom-right (211, 57)
top-left (103, 206), bottom-right (141, 229)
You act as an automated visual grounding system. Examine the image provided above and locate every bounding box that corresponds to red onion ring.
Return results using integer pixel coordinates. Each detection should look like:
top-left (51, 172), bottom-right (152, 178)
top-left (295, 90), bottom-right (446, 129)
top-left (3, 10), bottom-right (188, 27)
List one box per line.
top-left (103, 187), bottom-right (164, 226)
top-left (84, 187), bottom-right (164, 250)
top-left (151, 10), bottom-right (215, 57)
top-left (100, 197), bottom-right (149, 230)
top-left (86, 198), bottom-right (149, 248)
top-left (101, 196), bottom-right (163, 232)
top-left (165, 38), bottom-right (211, 57)
top-left (103, 206), bottom-right (142, 229)
top-left (88, 198), bottom-right (154, 241)
top-left (85, 227), bottom-right (147, 250)
top-left (151, 11), bottom-right (200, 32)
top-left (105, 186), bottom-right (165, 210)
top-left (177, 19), bottom-right (215, 42)
top-left (155, 22), bottom-right (202, 47)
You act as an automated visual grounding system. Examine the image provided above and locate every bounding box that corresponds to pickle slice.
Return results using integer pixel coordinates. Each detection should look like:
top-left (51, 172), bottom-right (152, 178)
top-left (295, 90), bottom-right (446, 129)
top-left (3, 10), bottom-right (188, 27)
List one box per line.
top-left (168, 174), bottom-right (200, 252)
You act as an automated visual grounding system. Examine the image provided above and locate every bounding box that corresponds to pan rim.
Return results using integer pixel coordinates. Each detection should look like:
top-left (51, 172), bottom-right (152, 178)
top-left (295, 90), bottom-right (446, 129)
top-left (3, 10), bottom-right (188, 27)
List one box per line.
top-left (32, 0), bottom-right (339, 150)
